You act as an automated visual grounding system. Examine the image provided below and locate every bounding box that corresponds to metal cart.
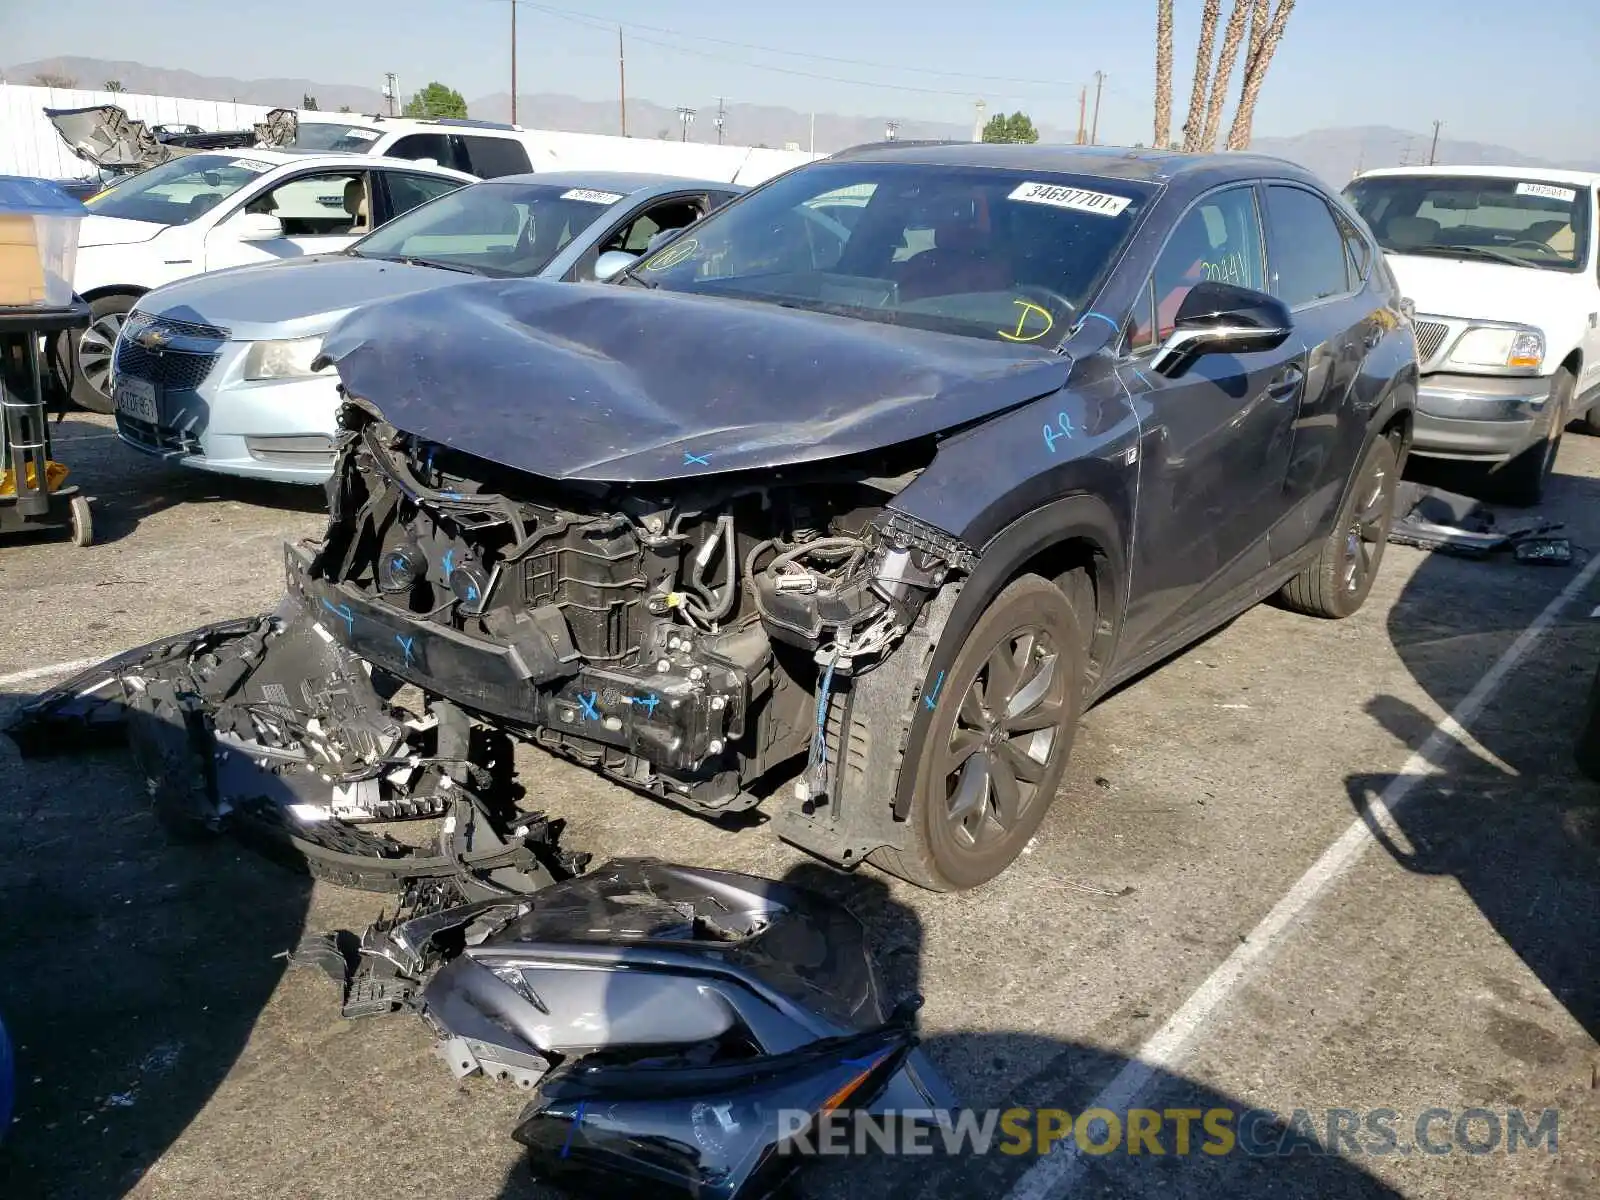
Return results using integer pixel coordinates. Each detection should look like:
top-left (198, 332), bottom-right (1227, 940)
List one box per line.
top-left (0, 299), bottom-right (93, 546)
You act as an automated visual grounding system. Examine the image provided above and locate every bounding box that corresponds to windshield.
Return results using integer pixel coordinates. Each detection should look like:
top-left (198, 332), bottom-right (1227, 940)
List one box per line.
top-left (349, 180), bottom-right (630, 277)
top-left (629, 161), bottom-right (1153, 343)
top-left (1344, 174), bottom-right (1592, 271)
top-left (83, 154), bottom-right (278, 226)
top-left (289, 122), bottom-right (383, 153)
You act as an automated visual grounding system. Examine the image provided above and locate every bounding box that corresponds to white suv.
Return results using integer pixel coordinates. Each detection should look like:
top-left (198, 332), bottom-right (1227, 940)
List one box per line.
top-left (1345, 167), bottom-right (1600, 503)
top-left (286, 116), bottom-right (557, 179)
top-left (64, 148), bottom-right (473, 411)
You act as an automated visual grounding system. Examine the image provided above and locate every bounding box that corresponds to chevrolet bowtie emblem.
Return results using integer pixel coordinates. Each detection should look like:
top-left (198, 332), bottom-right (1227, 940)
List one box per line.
top-left (135, 326), bottom-right (171, 349)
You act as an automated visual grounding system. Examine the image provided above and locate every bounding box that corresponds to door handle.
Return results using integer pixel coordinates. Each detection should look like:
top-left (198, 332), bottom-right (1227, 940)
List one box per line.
top-left (1267, 364), bottom-right (1305, 403)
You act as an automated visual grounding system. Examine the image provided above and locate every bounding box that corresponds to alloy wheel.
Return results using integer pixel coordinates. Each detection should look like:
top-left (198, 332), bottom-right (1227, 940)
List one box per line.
top-left (77, 312), bottom-right (127, 400)
top-left (939, 626), bottom-right (1067, 849)
top-left (1343, 453), bottom-right (1393, 594)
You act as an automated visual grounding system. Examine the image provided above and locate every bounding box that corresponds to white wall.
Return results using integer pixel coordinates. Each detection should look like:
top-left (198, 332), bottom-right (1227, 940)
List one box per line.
top-left (0, 82), bottom-right (819, 185)
top-left (0, 83), bottom-right (280, 179)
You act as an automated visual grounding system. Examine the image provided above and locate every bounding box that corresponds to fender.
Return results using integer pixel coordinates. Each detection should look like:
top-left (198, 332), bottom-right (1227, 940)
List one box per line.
top-left (1316, 366), bottom-right (1416, 547)
top-left (888, 490), bottom-right (1129, 822)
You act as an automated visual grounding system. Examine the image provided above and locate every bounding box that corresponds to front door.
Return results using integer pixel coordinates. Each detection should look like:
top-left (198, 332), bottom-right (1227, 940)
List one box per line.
top-left (204, 169), bottom-right (373, 271)
top-left (1117, 183), bottom-right (1303, 657)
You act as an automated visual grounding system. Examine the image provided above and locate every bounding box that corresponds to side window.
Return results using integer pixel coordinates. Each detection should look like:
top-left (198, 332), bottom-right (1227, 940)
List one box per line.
top-left (1265, 185), bottom-right (1351, 307)
top-left (381, 172), bottom-right (464, 221)
top-left (461, 136), bottom-right (532, 179)
top-left (242, 170), bottom-right (369, 237)
top-left (602, 199), bottom-right (705, 255)
top-left (1150, 186), bottom-right (1265, 341)
top-left (1335, 212), bottom-right (1371, 288)
top-left (388, 133), bottom-right (456, 170)
top-left (1126, 279), bottom-right (1157, 354)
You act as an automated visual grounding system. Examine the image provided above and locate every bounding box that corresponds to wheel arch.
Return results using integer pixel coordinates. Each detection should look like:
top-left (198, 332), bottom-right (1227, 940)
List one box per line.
top-left (78, 283), bottom-right (149, 305)
top-left (888, 491), bottom-right (1127, 821)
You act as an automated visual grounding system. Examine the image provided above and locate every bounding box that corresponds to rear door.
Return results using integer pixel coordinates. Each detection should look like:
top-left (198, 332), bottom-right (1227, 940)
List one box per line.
top-left (1259, 182), bottom-right (1373, 560)
top-left (1116, 183), bottom-right (1303, 656)
top-left (372, 169), bottom-right (467, 225)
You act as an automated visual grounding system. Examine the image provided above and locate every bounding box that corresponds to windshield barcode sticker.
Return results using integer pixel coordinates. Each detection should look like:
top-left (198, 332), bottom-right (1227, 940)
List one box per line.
top-left (231, 159), bottom-right (274, 173)
top-left (1008, 182), bottom-right (1132, 217)
top-left (345, 128), bottom-right (381, 142)
top-left (561, 188), bottom-right (625, 205)
top-left (1516, 182), bottom-right (1576, 202)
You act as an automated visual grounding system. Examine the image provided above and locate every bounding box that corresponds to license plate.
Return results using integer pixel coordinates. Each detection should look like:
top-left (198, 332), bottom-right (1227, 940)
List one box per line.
top-left (115, 375), bottom-right (159, 423)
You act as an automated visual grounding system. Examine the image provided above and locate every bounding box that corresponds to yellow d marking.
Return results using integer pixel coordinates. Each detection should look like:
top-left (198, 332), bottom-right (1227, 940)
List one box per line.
top-left (998, 299), bottom-right (1054, 342)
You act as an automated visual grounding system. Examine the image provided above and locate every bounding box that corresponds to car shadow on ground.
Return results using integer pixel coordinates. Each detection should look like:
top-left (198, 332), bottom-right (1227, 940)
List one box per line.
top-left (45, 418), bottom-right (327, 545)
top-left (1356, 462), bottom-right (1600, 1048)
top-left (0, 693), bottom-right (312, 1200)
top-left (487, 862), bottom-right (1404, 1200)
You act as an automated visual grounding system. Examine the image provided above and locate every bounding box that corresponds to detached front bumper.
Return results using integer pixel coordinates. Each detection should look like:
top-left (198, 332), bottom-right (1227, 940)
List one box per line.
top-left (1411, 372), bottom-right (1556, 462)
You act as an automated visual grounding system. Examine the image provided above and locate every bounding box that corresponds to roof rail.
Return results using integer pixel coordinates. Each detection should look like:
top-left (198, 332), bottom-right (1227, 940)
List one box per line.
top-left (827, 138), bottom-right (966, 157)
top-left (426, 117), bottom-right (523, 132)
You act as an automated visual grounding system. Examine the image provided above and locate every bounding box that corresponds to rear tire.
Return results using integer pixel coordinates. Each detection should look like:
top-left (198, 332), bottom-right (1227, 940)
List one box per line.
top-left (869, 574), bottom-right (1084, 892)
top-left (1277, 434), bottom-right (1399, 619)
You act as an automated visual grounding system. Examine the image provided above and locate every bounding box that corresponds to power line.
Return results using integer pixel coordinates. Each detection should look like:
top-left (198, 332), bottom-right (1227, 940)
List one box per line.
top-left (507, 2), bottom-right (1089, 101)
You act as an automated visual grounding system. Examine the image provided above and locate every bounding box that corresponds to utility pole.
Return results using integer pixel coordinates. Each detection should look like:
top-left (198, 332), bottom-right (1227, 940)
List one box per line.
top-left (885, 120), bottom-right (899, 142)
top-left (677, 106), bottom-right (696, 142)
top-left (1076, 85), bottom-right (1087, 144)
top-left (972, 99), bottom-right (986, 142)
top-left (1089, 71), bottom-right (1107, 145)
top-left (618, 26), bottom-right (627, 136)
top-left (1428, 119), bottom-right (1442, 165)
top-left (383, 72), bottom-right (397, 116)
top-left (809, 111), bottom-right (816, 153)
top-left (509, 0), bottom-right (518, 125)
top-left (715, 97), bottom-right (725, 145)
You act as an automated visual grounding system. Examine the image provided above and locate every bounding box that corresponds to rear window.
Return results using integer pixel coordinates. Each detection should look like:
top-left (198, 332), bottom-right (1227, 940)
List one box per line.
top-left (461, 136), bottom-right (532, 179)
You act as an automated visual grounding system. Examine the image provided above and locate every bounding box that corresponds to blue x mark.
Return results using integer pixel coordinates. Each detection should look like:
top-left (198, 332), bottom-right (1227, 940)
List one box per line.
top-left (683, 451), bottom-right (711, 466)
top-left (320, 597), bottom-right (355, 638)
top-left (577, 691), bottom-right (600, 721)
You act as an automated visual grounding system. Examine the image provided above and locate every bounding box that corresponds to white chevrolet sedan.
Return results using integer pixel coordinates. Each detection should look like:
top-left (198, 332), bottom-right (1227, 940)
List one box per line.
top-left (62, 149), bottom-right (475, 410)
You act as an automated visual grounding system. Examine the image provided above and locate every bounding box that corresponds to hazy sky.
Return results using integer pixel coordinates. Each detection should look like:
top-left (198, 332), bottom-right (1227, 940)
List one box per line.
top-left (5, 0), bottom-right (1597, 159)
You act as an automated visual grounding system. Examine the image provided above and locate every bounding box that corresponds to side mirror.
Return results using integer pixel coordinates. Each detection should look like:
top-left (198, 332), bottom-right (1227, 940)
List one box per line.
top-left (1151, 281), bottom-right (1292, 378)
top-left (233, 211), bottom-right (285, 242)
top-left (593, 249), bottom-right (639, 282)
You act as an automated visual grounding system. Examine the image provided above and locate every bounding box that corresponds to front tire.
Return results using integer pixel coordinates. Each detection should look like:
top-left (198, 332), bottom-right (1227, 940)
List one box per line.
top-left (1490, 367), bottom-right (1572, 507)
top-left (1277, 433), bottom-right (1399, 619)
top-left (870, 574), bottom-right (1084, 892)
top-left (68, 293), bottom-right (138, 414)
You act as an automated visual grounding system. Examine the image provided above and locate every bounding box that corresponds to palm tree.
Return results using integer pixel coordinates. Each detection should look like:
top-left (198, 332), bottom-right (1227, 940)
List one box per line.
top-left (1180, 0), bottom-right (1221, 152)
top-left (1200, 0), bottom-right (1253, 151)
top-left (1226, 0), bottom-right (1297, 150)
top-left (1154, 0), bottom-right (1175, 149)
top-left (103, 80), bottom-right (124, 93)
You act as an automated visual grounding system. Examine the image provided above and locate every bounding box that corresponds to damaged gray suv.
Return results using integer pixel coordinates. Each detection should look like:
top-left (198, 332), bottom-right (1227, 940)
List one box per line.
top-left (13, 144), bottom-right (1417, 893)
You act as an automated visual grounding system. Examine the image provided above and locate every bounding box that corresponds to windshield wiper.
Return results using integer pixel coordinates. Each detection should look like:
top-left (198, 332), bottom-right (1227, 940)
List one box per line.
top-left (352, 252), bottom-right (483, 275)
top-left (1397, 244), bottom-right (1539, 269)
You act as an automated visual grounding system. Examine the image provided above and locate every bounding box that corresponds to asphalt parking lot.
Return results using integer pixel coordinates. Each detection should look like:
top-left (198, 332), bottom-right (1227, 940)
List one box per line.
top-left (2, 414), bottom-right (1597, 1200)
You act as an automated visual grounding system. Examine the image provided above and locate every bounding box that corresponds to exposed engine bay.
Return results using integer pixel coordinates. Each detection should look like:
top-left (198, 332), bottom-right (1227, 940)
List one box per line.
top-left (298, 398), bottom-right (972, 818)
top-left (7, 397), bottom-right (973, 889)
top-left (288, 859), bottom-right (953, 1199)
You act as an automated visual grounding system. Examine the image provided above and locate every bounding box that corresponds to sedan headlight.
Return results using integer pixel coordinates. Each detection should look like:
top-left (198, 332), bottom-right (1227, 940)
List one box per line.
top-left (243, 336), bottom-right (331, 381)
top-left (1444, 324), bottom-right (1545, 373)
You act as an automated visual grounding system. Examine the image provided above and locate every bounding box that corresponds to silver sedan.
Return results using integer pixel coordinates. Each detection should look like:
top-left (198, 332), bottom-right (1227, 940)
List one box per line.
top-left (110, 171), bottom-right (745, 485)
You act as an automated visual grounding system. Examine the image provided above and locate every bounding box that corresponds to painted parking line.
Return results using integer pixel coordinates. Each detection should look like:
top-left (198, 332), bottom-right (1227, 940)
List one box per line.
top-left (1006, 550), bottom-right (1600, 1200)
top-left (0, 656), bottom-right (105, 690)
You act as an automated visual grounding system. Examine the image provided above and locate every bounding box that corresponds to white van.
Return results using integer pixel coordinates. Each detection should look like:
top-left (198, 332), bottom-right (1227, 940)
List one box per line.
top-left (1344, 166), bottom-right (1600, 503)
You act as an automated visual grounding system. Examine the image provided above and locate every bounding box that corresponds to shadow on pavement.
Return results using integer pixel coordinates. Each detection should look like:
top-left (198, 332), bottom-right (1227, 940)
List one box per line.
top-left (1361, 462), bottom-right (1600, 1046)
top-left (488, 863), bottom-right (1403, 1200)
top-left (0, 685), bottom-right (312, 1200)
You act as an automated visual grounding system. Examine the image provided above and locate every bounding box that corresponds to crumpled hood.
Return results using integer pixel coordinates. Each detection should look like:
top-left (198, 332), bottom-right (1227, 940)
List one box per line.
top-left (319, 277), bottom-right (1070, 483)
top-left (1386, 252), bottom-right (1591, 334)
top-left (77, 214), bottom-right (167, 248)
top-left (140, 255), bottom-right (480, 343)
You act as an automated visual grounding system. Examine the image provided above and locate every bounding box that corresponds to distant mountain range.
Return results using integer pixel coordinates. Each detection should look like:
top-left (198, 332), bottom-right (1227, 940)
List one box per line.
top-left (7, 56), bottom-right (1597, 184)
